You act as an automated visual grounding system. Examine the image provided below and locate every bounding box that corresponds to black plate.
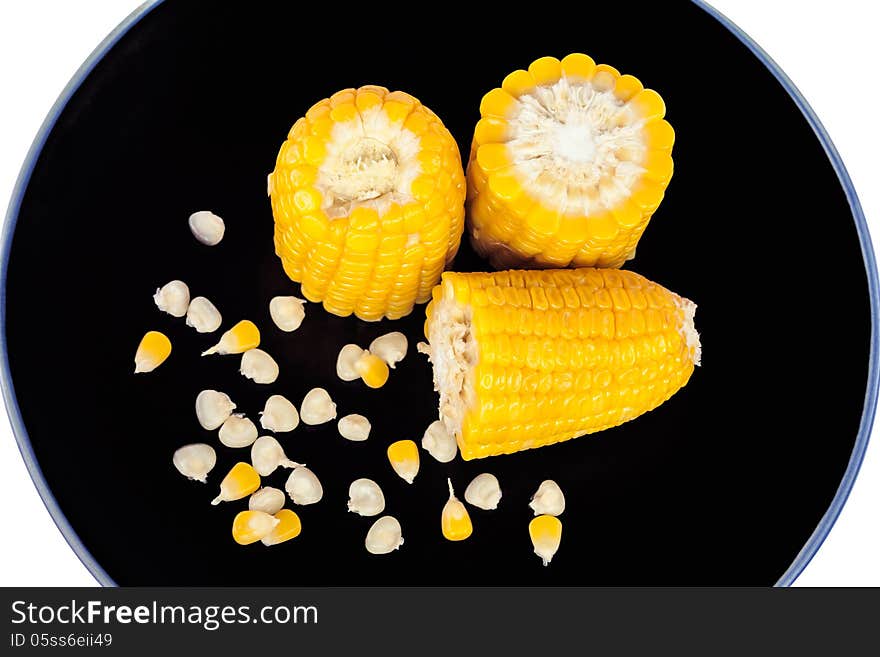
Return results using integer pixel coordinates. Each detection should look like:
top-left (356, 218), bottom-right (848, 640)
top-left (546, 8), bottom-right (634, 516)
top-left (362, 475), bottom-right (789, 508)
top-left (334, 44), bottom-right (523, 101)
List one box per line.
top-left (2, 0), bottom-right (876, 585)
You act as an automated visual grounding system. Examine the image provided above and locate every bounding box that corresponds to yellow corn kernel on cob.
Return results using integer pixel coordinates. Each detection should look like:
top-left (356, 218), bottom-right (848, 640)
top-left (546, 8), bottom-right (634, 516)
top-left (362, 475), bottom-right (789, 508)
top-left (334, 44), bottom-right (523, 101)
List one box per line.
top-left (422, 268), bottom-right (700, 459)
top-left (269, 86), bottom-right (466, 321)
top-left (441, 479), bottom-right (473, 541)
top-left (467, 54), bottom-right (674, 270)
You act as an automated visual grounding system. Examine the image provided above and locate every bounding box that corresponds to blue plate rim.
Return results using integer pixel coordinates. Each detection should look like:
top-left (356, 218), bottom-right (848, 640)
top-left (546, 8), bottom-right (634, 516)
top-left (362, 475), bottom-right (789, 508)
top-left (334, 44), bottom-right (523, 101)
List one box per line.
top-left (1, 0), bottom-right (876, 587)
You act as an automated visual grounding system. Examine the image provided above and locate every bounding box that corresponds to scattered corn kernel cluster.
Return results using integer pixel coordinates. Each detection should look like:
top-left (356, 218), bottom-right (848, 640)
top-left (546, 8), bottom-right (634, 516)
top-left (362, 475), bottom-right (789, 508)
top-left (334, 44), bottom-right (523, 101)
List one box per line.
top-left (134, 53), bottom-right (700, 570)
top-left (335, 331), bottom-right (407, 388)
top-left (138, 214), bottom-right (568, 564)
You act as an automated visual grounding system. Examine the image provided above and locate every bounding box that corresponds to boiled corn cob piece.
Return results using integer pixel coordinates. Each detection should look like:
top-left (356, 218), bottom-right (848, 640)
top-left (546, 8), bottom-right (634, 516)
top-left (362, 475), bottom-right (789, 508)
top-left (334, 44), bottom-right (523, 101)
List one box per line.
top-left (269, 86), bottom-right (466, 321)
top-left (387, 439), bottom-right (420, 484)
top-left (355, 352), bottom-right (389, 388)
top-left (441, 479), bottom-right (473, 541)
top-left (422, 268), bottom-right (700, 459)
top-left (467, 54), bottom-right (674, 270)
top-left (212, 462), bottom-right (261, 505)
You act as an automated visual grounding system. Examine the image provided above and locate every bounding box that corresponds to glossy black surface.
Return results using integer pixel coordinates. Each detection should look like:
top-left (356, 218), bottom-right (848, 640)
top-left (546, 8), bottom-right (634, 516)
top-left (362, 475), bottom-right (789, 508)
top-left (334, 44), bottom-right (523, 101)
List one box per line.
top-left (5, 1), bottom-right (870, 584)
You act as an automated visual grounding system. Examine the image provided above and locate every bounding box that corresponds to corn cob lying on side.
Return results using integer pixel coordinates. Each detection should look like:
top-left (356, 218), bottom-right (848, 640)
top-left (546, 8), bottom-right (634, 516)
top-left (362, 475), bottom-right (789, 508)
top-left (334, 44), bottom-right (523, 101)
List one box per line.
top-left (421, 268), bottom-right (700, 459)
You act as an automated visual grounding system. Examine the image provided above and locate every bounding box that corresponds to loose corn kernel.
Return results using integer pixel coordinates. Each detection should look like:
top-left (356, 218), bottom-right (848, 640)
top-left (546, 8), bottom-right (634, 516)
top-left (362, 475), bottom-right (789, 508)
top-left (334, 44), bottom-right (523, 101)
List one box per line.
top-left (153, 280), bottom-right (190, 317)
top-left (218, 414), bottom-right (258, 448)
top-left (355, 352), bottom-right (389, 388)
top-left (441, 478), bottom-right (473, 541)
top-left (259, 394), bottom-right (299, 432)
top-left (240, 348), bottom-right (279, 384)
top-left (529, 515), bottom-right (562, 566)
top-left (251, 435), bottom-right (302, 477)
top-left (299, 388), bottom-right (337, 425)
top-left (387, 439), bottom-right (419, 484)
top-left (347, 478), bottom-right (385, 517)
top-left (248, 487), bottom-right (286, 515)
top-left (186, 296), bottom-right (222, 333)
top-left (529, 480), bottom-right (565, 516)
top-left (202, 320), bottom-right (260, 356)
top-left (365, 515), bottom-right (403, 555)
top-left (261, 509), bottom-right (302, 546)
top-left (285, 466), bottom-right (323, 505)
top-left (188, 210), bottom-right (225, 246)
top-left (336, 344), bottom-right (365, 381)
top-left (269, 296), bottom-right (306, 332)
top-left (195, 389), bottom-right (236, 430)
top-left (134, 330), bottom-right (171, 373)
top-left (368, 332), bottom-right (408, 369)
top-left (421, 420), bottom-right (457, 463)
top-left (464, 473), bottom-right (502, 510)
top-left (212, 462), bottom-right (260, 505)
top-left (232, 510), bottom-right (279, 545)
top-left (172, 443), bottom-right (216, 483)
top-left (337, 414), bottom-right (371, 442)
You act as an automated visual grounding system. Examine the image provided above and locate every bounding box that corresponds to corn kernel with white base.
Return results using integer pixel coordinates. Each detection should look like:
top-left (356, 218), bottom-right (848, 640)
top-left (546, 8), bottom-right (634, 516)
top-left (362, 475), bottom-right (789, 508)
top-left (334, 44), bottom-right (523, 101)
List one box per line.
top-left (529, 515), bottom-right (562, 566)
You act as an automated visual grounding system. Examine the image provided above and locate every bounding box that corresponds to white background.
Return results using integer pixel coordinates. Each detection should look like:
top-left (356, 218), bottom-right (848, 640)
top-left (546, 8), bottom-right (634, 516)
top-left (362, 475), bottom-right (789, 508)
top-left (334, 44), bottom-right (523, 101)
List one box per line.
top-left (0, 1), bottom-right (877, 586)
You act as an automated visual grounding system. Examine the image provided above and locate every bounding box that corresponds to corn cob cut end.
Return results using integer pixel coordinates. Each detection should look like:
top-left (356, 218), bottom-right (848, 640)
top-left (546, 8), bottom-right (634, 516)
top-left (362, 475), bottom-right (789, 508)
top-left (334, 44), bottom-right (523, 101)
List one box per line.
top-left (677, 295), bottom-right (701, 367)
top-left (467, 54), bottom-right (674, 271)
top-left (422, 268), bottom-right (700, 459)
top-left (269, 86), bottom-right (466, 321)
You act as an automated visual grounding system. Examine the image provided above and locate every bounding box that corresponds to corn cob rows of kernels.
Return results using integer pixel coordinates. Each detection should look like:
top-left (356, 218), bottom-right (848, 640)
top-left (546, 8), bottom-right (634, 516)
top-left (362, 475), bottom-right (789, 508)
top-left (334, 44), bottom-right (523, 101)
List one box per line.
top-left (269, 86), bottom-right (466, 321)
top-left (467, 54), bottom-right (674, 270)
top-left (425, 268), bottom-right (699, 459)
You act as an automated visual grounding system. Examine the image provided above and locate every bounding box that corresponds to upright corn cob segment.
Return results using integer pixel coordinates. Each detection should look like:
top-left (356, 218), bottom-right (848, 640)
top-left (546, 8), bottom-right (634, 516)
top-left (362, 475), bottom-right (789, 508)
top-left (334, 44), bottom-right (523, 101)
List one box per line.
top-left (467, 54), bottom-right (674, 270)
top-left (422, 268), bottom-right (699, 459)
top-left (269, 86), bottom-right (466, 321)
